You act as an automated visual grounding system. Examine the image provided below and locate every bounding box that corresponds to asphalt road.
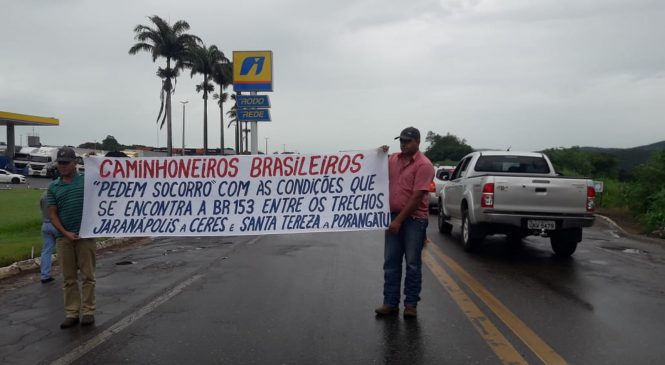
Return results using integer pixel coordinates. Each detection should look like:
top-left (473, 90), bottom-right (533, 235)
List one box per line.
top-left (1, 217), bottom-right (664, 364)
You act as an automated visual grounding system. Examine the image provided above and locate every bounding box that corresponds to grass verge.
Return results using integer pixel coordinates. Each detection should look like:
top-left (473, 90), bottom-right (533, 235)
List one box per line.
top-left (0, 189), bottom-right (44, 267)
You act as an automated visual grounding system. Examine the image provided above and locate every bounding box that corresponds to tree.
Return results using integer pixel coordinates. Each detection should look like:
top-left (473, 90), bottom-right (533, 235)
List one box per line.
top-left (589, 153), bottom-right (618, 178)
top-left (225, 95), bottom-right (240, 153)
top-left (212, 61), bottom-right (233, 154)
top-left (541, 147), bottom-right (618, 177)
top-left (101, 135), bottom-right (121, 151)
top-left (630, 150), bottom-right (665, 214)
top-left (129, 15), bottom-right (201, 156)
top-left (183, 44), bottom-right (228, 155)
top-left (78, 142), bottom-right (101, 150)
top-left (424, 132), bottom-right (473, 165)
top-left (543, 147), bottom-right (593, 176)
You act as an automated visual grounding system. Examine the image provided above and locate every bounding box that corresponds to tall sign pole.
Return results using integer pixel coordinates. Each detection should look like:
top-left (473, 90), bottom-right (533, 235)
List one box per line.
top-left (250, 91), bottom-right (258, 154)
top-left (233, 51), bottom-right (273, 155)
top-left (236, 91), bottom-right (241, 154)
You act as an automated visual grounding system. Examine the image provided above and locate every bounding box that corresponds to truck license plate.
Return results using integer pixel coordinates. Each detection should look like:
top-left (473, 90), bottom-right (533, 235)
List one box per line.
top-left (527, 220), bottom-right (556, 230)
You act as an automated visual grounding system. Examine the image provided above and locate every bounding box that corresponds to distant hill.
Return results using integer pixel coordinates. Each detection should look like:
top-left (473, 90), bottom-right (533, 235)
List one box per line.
top-left (579, 140), bottom-right (665, 172)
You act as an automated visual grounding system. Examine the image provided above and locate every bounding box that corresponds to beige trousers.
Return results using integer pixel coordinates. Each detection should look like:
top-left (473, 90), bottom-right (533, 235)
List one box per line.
top-left (56, 237), bottom-right (96, 318)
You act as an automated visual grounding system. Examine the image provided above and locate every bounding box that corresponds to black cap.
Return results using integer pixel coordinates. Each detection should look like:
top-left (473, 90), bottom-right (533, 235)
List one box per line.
top-left (56, 147), bottom-right (77, 162)
top-left (394, 127), bottom-right (420, 140)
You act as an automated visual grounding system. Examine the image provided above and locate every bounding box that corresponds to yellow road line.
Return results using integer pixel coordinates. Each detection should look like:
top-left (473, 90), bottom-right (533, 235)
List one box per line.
top-left (428, 243), bottom-right (569, 365)
top-left (423, 251), bottom-right (528, 365)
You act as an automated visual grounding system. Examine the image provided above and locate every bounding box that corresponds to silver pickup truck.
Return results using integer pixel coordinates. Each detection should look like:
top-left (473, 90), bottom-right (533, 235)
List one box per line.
top-left (438, 151), bottom-right (595, 256)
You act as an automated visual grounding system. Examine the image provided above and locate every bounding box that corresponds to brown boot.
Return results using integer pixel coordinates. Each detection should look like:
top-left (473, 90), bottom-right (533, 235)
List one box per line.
top-left (81, 314), bottom-right (95, 326)
top-left (60, 317), bottom-right (79, 329)
top-left (403, 305), bottom-right (417, 318)
top-left (375, 305), bottom-right (399, 316)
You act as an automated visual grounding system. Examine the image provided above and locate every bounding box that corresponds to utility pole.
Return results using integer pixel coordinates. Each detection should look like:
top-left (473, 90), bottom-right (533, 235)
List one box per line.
top-left (180, 101), bottom-right (188, 156)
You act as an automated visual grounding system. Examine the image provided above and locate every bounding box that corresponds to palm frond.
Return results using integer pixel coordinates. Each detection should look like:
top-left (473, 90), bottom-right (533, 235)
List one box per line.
top-left (213, 92), bottom-right (229, 108)
top-left (133, 24), bottom-right (155, 34)
top-left (156, 87), bottom-right (165, 126)
top-left (149, 15), bottom-right (170, 35)
top-left (128, 42), bottom-right (154, 55)
top-left (172, 20), bottom-right (191, 34)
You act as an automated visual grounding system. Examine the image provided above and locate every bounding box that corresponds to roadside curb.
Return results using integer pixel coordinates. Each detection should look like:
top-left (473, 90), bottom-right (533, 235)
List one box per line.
top-left (595, 214), bottom-right (665, 246)
top-left (0, 237), bottom-right (144, 281)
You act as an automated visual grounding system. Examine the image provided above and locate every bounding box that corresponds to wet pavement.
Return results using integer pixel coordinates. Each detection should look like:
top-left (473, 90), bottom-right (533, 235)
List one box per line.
top-left (1, 218), bottom-right (664, 364)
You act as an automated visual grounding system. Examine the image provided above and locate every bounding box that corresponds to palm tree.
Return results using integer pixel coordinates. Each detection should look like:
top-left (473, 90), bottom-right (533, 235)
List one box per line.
top-left (184, 44), bottom-right (228, 155)
top-left (129, 15), bottom-right (200, 156)
top-left (213, 91), bottom-right (229, 153)
top-left (225, 94), bottom-right (241, 154)
top-left (212, 62), bottom-right (233, 154)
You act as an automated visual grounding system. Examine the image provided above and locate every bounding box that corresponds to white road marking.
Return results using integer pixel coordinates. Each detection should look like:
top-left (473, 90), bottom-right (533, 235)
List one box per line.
top-left (50, 274), bottom-right (204, 365)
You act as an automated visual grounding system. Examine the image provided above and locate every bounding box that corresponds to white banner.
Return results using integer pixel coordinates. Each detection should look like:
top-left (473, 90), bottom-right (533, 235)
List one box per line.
top-left (80, 150), bottom-right (390, 237)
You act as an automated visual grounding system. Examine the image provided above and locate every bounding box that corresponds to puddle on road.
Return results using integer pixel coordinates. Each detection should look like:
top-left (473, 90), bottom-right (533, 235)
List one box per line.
top-left (622, 248), bottom-right (647, 254)
top-left (601, 246), bottom-right (648, 255)
top-left (115, 260), bottom-right (136, 265)
top-left (586, 237), bottom-right (611, 242)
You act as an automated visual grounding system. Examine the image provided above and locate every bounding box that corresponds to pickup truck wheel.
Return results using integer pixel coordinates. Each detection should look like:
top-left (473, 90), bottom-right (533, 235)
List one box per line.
top-left (438, 208), bottom-right (453, 234)
top-left (461, 212), bottom-right (482, 252)
top-left (550, 233), bottom-right (579, 257)
top-left (11, 177), bottom-right (20, 184)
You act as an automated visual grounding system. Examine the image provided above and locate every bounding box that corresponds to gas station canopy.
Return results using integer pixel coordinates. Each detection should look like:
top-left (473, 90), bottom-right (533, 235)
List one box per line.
top-left (0, 111), bottom-right (59, 126)
top-left (2, 111), bottom-right (59, 168)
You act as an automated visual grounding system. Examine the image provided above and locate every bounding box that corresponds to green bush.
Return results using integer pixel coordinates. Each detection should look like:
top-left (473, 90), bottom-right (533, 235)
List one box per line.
top-left (642, 188), bottom-right (665, 235)
top-left (628, 151), bottom-right (665, 213)
top-left (544, 147), bottom-right (617, 177)
top-left (597, 179), bottom-right (630, 208)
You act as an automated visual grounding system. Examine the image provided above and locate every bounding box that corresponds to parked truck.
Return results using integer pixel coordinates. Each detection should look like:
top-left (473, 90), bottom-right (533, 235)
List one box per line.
top-left (28, 147), bottom-right (59, 177)
top-left (438, 151), bottom-right (595, 256)
top-left (13, 146), bottom-right (37, 172)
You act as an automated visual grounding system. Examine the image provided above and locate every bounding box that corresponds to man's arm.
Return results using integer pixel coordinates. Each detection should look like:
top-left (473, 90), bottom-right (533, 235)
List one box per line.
top-left (48, 206), bottom-right (79, 241)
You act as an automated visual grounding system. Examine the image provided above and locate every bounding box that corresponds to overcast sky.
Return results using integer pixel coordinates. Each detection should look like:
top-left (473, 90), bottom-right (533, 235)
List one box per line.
top-left (2, 0), bottom-right (664, 154)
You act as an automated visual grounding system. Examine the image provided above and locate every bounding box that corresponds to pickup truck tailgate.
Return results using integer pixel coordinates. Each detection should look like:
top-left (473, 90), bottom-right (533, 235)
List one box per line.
top-left (492, 177), bottom-right (589, 215)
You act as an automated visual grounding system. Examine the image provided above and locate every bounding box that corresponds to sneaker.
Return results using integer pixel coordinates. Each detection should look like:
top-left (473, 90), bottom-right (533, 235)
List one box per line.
top-left (403, 305), bottom-right (417, 318)
top-left (81, 315), bottom-right (95, 326)
top-left (375, 305), bottom-right (399, 316)
top-left (60, 317), bottom-right (79, 329)
top-left (41, 277), bottom-right (54, 284)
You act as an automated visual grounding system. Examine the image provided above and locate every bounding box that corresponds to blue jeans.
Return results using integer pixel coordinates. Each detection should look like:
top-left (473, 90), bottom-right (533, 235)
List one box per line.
top-left (383, 214), bottom-right (428, 307)
top-left (40, 222), bottom-right (57, 280)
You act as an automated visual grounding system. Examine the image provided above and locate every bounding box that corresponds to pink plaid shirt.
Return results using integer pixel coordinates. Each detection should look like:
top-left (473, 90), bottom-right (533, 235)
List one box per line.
top-left (388, 150), bottom-right (434, 219)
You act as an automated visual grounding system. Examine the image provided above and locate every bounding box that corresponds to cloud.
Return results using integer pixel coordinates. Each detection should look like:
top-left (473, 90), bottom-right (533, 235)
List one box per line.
top-left (1, 0), bottom-right (664, 153)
